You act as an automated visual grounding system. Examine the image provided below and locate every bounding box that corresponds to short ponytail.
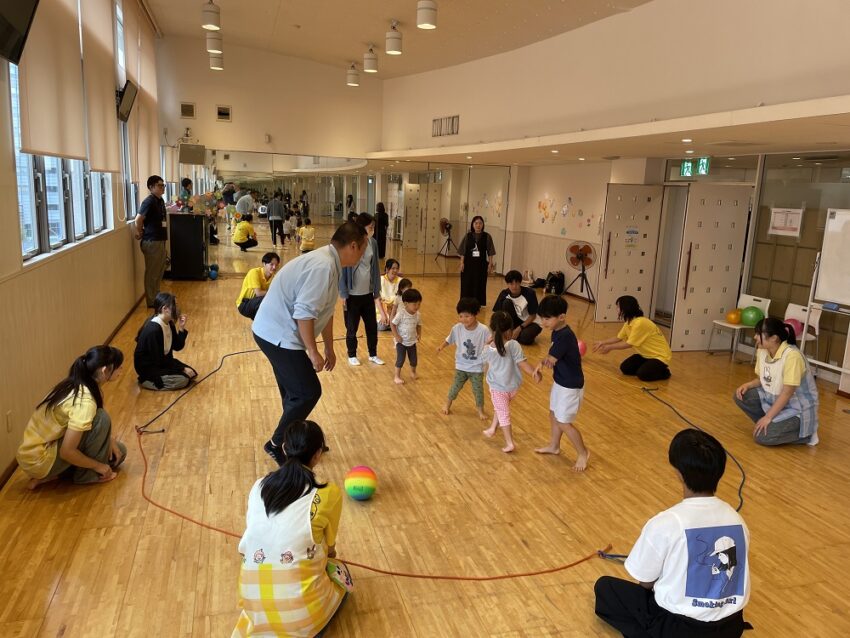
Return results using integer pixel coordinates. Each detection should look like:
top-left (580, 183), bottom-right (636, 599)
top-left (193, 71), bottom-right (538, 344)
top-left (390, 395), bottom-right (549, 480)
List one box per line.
top-left (260, 420), bottom-right (327, 517)
top-left (756, 317), bottom-right (797, 347)
top-left (38, 346), bottom-right (124, 412)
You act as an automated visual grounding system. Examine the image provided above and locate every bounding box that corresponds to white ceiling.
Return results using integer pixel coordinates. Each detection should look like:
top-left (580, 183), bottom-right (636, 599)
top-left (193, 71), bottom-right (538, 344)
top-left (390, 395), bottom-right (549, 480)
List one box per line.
top-left (145, 0), bottom-right (653, 78)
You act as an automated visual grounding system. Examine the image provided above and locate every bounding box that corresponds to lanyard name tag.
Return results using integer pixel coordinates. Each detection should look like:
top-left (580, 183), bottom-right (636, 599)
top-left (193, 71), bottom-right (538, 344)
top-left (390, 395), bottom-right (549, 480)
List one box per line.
top-left (472, 243), bottom-right (480, 258)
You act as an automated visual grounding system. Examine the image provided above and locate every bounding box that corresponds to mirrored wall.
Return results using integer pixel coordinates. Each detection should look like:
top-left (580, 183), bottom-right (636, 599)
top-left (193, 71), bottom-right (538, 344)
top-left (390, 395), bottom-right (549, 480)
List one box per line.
top-left (190, 149), bottom-right (510, 277)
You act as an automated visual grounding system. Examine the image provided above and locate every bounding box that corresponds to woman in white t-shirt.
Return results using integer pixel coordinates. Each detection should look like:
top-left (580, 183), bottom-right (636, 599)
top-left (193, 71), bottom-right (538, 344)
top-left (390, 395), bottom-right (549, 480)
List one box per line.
top-left (734, 317), bottom-right (819, 446)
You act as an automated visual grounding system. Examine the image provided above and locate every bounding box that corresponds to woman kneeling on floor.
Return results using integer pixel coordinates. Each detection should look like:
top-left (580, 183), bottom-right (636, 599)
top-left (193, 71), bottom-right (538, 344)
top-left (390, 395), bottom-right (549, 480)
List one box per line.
top-left (734, 317), bottom-right (819, 446)
top-left (134, 292), bottom-right (197, 390)
top-left (233, 420), bottom-right (351, 637)
top-left (16, 346), bottom-right (127, 489)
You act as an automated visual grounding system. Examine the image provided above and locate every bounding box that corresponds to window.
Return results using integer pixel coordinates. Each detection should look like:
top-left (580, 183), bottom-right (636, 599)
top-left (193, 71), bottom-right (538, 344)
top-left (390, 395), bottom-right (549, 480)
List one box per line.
top-left (9, 64), bottom-right (38, 257)
top-left (69, 159), bottom-right (88, 239)
top-left (115, 2), bottom-right (125, 72)
top-left (91, 171), bottom-right (104, 231)
top-left (43, 156), bottom-right (67, 248)
top-left (101, 173), bottom-right (113, 229)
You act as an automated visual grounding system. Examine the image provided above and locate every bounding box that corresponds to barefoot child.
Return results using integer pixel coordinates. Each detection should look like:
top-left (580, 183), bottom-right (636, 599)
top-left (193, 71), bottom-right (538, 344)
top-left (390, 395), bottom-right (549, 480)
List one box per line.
top-left (391, 288), bottom-right (422, 384)
top-left (534, 295), bottom-right (590, 471)
top-left (482, 311), bottom-right (541, 452)
top-left (437, 297), bottom-right (490, 419)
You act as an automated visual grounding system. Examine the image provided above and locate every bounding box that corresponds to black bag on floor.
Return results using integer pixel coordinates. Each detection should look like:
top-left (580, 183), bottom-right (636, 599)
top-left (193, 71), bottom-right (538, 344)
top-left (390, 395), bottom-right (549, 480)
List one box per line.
top-left (545, 271), bottom-right (565, 295)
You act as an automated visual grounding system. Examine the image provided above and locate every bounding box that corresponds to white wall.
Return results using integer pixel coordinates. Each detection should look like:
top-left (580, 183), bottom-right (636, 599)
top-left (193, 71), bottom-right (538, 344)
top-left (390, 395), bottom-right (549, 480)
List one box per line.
top-left (157, 37), bottom-right (383, 159)
top-left (382, 0), bottom-right (850, 151)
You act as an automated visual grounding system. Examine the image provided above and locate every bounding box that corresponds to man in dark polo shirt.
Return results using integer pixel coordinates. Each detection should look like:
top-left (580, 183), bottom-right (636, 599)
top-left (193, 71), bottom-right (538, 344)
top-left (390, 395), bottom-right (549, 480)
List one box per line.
top-left (134, 175), bottom-right (168, 307)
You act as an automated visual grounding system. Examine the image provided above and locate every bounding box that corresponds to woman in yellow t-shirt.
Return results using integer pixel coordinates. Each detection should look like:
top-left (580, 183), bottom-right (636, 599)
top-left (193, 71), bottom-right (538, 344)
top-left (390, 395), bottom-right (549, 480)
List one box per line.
top-left (232, 213), bottom-right (259, 252)
top-left (593, 295), bottom-right (673, 381)
top-left (16, 346), bottom-right (127, 490)
top-left (233, 420), bottom-right (350, 637)
top-left (298, 217), bottom-right (316, 253)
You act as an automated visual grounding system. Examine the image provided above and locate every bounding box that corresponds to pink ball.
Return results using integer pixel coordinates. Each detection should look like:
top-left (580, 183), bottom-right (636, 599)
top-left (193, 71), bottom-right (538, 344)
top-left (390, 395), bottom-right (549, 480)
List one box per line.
top-left (577, 339), bottom-right (587, 357)
top-left (785, 318), bottom-right (804, 338)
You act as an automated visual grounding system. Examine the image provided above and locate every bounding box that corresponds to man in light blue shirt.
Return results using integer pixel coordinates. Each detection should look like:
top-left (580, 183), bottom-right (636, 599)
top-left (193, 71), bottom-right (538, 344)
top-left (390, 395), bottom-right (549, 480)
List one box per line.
top-left (253, 222), bottom-right (368, 464)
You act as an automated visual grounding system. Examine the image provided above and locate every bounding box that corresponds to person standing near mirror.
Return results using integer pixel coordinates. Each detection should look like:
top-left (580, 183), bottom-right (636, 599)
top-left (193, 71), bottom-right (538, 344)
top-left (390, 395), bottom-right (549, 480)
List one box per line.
top-left (458, 216), bottom-right (496, 306)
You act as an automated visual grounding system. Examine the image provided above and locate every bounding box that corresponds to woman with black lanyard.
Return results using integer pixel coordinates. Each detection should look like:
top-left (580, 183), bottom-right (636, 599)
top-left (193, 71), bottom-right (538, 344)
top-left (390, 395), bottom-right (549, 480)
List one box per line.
top-left (457, 215), bottom-right (496, 306)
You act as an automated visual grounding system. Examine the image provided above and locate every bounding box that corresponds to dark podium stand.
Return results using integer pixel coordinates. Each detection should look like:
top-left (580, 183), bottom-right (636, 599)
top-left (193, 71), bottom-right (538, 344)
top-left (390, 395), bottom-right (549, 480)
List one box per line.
top-left (166, 213), bottom-right (208, 280)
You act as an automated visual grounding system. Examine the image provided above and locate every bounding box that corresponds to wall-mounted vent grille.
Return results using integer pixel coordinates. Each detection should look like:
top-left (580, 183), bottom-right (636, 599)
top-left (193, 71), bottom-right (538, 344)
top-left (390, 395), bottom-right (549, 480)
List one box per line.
top-left (223, 153), bottom-right (230, 160)
top-left (180, 102), bottom-right (195, 119)
top-left (432, 115), bottom-right (459, 137)
top-left (216, 105), bottom-right (232, 122)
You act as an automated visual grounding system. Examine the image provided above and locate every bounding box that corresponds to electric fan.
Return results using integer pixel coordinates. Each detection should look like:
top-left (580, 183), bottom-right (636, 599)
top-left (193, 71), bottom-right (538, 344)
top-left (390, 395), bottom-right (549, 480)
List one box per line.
top-left (565, 241), bottom-right (597, 303)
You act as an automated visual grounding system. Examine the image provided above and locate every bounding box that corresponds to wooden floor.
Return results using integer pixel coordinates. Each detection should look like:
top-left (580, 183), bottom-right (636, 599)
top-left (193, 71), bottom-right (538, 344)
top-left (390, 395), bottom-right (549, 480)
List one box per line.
top-left (2, 224), bottom-right (849, 637)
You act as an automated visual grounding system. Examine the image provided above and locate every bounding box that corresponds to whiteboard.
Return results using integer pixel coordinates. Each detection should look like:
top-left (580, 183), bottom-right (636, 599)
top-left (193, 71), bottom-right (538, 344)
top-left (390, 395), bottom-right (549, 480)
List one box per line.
top-left (815, 208), bottom-right (850, 306)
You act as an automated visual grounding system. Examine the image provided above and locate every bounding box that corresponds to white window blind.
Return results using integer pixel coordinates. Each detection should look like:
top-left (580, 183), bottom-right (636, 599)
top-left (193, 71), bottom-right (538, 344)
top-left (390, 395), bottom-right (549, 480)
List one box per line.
top-left (81, 0), bottom-right (121, 173)
top-left (17, 0), bottom-right (87, 160)
top-left (138, 15), bottom-right (160, 181)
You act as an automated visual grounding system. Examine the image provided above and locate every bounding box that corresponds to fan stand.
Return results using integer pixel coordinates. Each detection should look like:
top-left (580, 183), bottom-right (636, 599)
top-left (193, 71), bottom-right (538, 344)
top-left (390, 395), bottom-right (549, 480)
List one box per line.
top-left (567, 252), bottom-right (596, 303)
top-left (435, 233), bottom-right (459, 260)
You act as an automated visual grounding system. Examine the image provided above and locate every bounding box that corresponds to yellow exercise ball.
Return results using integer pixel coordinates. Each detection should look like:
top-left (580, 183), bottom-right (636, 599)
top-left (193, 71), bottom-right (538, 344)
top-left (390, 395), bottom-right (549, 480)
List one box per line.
top-left (726, 308), bottom-right (742, 325)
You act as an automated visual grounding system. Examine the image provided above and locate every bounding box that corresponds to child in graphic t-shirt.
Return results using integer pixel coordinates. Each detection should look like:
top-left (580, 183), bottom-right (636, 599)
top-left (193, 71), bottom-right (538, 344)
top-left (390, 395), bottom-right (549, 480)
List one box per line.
top-left (482, 311), bottom-right (541, 453)
top-left (595, 429), bottom-right (750, 637)
top-left (437, 297), bottom-right (491, 420)
top-left (391, 288), bottom-right (422, 385)
top-left (533, 295), bottom-right (590, 471)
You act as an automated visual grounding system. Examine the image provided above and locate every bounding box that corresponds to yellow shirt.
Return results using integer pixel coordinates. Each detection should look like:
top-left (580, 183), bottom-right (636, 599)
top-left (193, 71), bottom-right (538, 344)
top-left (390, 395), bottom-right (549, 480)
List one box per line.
top-left (232, 221), bottom-right (255, 243)
top-left (235, 266), bottom-right (272, 306)
top-left (310, 483), bottom-right (342, 546)
top-left (16, 387), bottom-right (97, 479)
top-left (618, 316), bottom-right (673, 365)
top-left (299, 226), bottom-right (316, 250)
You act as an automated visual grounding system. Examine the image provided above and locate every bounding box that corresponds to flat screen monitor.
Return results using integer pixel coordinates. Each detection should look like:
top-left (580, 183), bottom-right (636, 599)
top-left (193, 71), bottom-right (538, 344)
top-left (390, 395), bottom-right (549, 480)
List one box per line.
top-left (0, 0), bottom-right (41, 65)
top-left (117, 79), bottom-right (138, 122)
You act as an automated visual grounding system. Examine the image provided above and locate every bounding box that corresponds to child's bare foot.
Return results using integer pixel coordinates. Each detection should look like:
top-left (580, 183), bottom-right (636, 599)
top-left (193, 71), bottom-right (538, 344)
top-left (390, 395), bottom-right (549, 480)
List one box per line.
top-left (441, 400), bottom-right (452, 415)
top-left (501, 443), bottom-right (515, 453)
top-left (572, 450), bottom-right (590, 472)
top-left (483, 427), bottom-right (496, 438)
top-left (477, 409), bottom-right (487, 421)
top-left (394, 376), bottom-right (405, 385)
top-left (410, 371), bottom-right (417, 380)
top-left (26, 476), bottom-right (58, 490)
top-left (535, 446), bottom-right (561, 455)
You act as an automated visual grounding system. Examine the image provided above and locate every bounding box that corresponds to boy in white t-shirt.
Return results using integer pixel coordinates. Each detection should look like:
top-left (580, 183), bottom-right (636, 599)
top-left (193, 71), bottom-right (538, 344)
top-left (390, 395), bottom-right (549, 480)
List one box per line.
top-left (437, 297), bottom-right (491, 420)
top-left (390, 288), bottom-right (422, 385)
top-left (595, 429), bottom-right (750, 637)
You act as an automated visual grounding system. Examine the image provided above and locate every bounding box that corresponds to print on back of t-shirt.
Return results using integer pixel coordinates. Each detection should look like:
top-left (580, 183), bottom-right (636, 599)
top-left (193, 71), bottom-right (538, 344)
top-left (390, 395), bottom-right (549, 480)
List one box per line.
top-left (685, 525), bottom-right (747, 603)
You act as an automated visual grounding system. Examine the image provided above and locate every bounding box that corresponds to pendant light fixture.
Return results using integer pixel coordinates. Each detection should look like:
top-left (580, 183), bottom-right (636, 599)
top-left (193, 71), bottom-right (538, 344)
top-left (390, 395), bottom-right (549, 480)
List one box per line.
top-left (201, 1), bottom-right (220, 31)
top-left (206, 31), bottom-right (223, 54)
top-left (209, 54), bottom-right (224, 71)
top-left (386, 20), bottom-right (402, 55)
top-left (417, 0), bottom-right (437, 29)
top-left (363, 45), bottom-right (378, 73)
top-left (346, 63), bottom-right (360, 87)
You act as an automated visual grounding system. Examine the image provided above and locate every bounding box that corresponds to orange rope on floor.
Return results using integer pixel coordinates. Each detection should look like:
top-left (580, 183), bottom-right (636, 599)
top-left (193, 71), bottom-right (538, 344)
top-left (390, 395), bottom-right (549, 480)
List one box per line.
top-left (135, 431), bottom-right (611, 581)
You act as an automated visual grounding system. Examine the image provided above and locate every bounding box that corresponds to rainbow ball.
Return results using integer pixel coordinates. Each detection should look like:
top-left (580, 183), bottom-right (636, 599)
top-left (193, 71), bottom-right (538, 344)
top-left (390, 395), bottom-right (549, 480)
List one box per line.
top-left (344, 466), bottom-right (377, 501)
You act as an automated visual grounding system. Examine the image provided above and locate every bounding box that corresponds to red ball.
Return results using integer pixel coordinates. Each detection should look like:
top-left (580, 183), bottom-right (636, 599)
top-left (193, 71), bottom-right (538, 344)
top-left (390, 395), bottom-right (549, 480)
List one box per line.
top-left (785, 318), bottom-right (804, 338)
top-left (577, 339), bottom-right (587, 357)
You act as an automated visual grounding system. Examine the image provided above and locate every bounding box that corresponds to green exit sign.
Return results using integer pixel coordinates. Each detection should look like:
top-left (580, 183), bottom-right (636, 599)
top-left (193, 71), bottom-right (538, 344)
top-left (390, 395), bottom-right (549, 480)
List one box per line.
top-left (697, 156), bottom-right (711, 175)
top-left (680, 160), bottom-right (693, 177)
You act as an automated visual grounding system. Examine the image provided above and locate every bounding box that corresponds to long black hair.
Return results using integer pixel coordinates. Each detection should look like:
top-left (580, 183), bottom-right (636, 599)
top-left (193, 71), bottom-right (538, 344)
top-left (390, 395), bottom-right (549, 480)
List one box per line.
top-left (469, 215), bottom-right (485, 234)
top-left (616, 295), bottom-right (644, 322)
top-left (755, 317), bottom-right (797, 347)
top-left (260, 420), bottom-right (328, 517)
top-left (489, 311), bottom-right (513, 356)
top-left (38, 346), bottom-right (124, 412)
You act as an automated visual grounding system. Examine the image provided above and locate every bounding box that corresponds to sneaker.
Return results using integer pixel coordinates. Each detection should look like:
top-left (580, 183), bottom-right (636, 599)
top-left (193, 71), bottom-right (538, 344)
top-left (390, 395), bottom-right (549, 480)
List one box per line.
top-left (348, 357), bottom-right (361, 366)
top-left (807, 431), bottom-right (819, 447)
top-left (263, 440), bottom-right (285, 466)
top-left (369, 356), bottom-right (385, 365)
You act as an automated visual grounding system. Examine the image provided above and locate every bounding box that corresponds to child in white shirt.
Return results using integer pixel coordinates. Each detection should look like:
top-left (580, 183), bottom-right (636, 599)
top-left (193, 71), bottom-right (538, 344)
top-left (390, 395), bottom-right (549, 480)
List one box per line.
top-left (482, 311), bottom-right (541, 452)
top-left (390, 288), bottom-right (422, 385)
top-left (437, 297), bottom-right (491, 420)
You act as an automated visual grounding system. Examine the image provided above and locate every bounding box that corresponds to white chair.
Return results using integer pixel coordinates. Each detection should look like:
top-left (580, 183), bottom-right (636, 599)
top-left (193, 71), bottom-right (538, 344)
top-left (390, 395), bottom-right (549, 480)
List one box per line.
top-left (707, 294), bottom-right (771, 362)
top-left (784, 303), bottom-right (821, 371)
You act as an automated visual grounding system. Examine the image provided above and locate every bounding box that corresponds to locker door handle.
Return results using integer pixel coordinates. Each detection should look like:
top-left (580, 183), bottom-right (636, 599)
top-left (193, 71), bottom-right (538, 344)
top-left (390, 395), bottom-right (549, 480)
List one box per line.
top-left (604, 232), bottom-right (611, 279)
top-left (683, 242), bottom-right (693, 300)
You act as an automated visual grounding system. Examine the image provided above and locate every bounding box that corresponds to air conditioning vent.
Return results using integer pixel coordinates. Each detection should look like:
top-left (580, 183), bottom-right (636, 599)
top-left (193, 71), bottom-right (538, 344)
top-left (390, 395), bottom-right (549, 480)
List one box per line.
top-left (432, 115), bottom-right (460, 137)
top-left (180, 102), bottom-right (195, 119)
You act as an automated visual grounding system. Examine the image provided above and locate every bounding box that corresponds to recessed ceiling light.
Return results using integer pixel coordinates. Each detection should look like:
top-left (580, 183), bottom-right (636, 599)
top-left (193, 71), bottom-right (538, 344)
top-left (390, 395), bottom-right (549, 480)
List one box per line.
top-left (792, 157), bottom-right (801, 160)
top-left (466, 155), bottom-right (472, 159)
top-left (685, 150), bottom-right (694, 154)
top-left (815, 162), bottom-right (822, 165)
top-left (578, 157), bottom-right (586, 161)
top-left (681, 138), bottom-right (692, 143)
top-left (551, 149), bottom-right (559, 154)
top-left (727, 157), bottom-right (736, 160)
top-left (797, 164), bottom-right (803, 167)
